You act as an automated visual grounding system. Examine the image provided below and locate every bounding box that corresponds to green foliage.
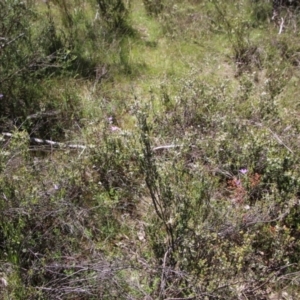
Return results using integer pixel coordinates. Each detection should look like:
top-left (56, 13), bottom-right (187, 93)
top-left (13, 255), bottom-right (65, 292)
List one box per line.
top-left (143, 0), bottom-right (164, 16)
top-left (0, 0), bottom-right (134, 138)
top-left (0, 2), bottom-right (42, 122)
top-left (250, 0), bottom-right (272, 24)
top-left (0, 1), bottom-right (81, 138)
top-left (211, 0), bottom-right (262, 76)
top-left (0, 130), bottom-right (134, 299)
top-left (89, 123), bottom-right (141, 214)
top-left (2, 0), bottom-right (300, 298)
top-left (135, 67), bottom-right (300, 296)
top-left (97, 0), bottom-right (132, 32)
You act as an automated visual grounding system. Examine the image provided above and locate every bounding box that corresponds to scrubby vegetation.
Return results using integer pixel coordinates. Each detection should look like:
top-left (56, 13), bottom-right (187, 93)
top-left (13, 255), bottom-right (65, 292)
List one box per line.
top-left (1, 0), bottom-right (300, 299)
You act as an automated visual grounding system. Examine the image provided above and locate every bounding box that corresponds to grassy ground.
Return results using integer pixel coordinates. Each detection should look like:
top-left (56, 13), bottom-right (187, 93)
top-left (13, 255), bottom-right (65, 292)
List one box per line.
top-left (2, 0), bottom-right (300, 299)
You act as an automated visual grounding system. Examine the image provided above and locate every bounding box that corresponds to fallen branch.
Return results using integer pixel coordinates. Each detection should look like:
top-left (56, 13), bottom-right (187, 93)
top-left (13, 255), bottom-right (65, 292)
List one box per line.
top-left (152, 144), bottom-right (182, 152)
top-left (278, 17), bottom-right (285, 35)
top-left (1, 132), bottom-right (87, 150)
top-left (2, 132), bottom-right (183, 153)
top-left (26, 110), bottom-right (61, 120)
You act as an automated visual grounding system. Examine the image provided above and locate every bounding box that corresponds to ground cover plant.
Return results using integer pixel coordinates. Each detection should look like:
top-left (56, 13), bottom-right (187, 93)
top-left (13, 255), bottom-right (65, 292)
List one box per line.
top-left (1, 0), bottom-right (300, 299)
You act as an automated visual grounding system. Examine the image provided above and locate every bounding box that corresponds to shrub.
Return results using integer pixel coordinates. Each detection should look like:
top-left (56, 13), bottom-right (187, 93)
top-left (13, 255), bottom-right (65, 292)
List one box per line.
top-left (96, 0), bottom-right (132, 32)
top-left (143, 0), bottom-right (164, 16)
top-left (134, 71), bottom-right (300, 297)
top-left (0, 130), bottom-right (136, 299)
top-left (0, 1), bottom-right (81, 139)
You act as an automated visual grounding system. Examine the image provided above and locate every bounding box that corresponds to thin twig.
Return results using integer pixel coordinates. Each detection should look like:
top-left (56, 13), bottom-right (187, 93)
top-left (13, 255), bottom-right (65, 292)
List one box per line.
top-left (279, 17), bottom-right (285, 34)
top-left (152, 144), bottom-right (182, 151)
top-left (253, 122), bottom-right (294, 154)
top-left (0, 33), bottom-right (25, 50)
top-left (159, 247), bottom-right (171, 299)
top-left (267, 128), bottom-right (294, 154)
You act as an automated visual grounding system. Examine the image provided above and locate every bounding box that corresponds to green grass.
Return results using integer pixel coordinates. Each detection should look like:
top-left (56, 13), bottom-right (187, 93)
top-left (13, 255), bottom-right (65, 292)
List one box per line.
top-left (2, 0), bottom-right (300, 299)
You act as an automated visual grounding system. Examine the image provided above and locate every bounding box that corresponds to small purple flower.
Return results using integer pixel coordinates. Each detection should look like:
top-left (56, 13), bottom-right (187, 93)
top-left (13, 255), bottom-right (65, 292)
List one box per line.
top-left (111, 126), bottom-right (120, 131)
top-left (0, 94), bottom-right (3, 99)
top-left (239, 168), bottom-right (248, 175)
top-left (108, 116), bottom-right (113, 124)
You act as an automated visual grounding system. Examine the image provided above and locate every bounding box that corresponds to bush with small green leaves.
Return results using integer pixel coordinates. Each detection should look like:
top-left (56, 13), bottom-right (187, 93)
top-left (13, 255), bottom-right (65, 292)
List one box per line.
top-left (88, 122), bottom-right (142, 215)
top-left (97, 0), bottom-right (132, 32)
top-left (0, 130), bottom-right (137, 299)
top-left (134, 69), bottom-right (300, 297)
top-left (143, 0), bottom-right (164, 16)
top-left (0, 1), bottom-right (82, 139)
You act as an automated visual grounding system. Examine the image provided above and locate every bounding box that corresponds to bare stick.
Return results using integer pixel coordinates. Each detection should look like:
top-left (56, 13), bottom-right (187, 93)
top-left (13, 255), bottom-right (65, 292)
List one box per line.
top-left (152, 144), bottom-right (182, 151)
top-left (279, 17), bottom-right (284, 35)
top-left (1, 132), bottom-right (87, 150)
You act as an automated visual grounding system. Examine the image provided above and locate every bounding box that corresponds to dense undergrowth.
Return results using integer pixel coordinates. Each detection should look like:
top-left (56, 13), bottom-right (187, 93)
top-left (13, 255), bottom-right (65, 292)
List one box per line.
top-left (1, 0), bottom-right (300, 299)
